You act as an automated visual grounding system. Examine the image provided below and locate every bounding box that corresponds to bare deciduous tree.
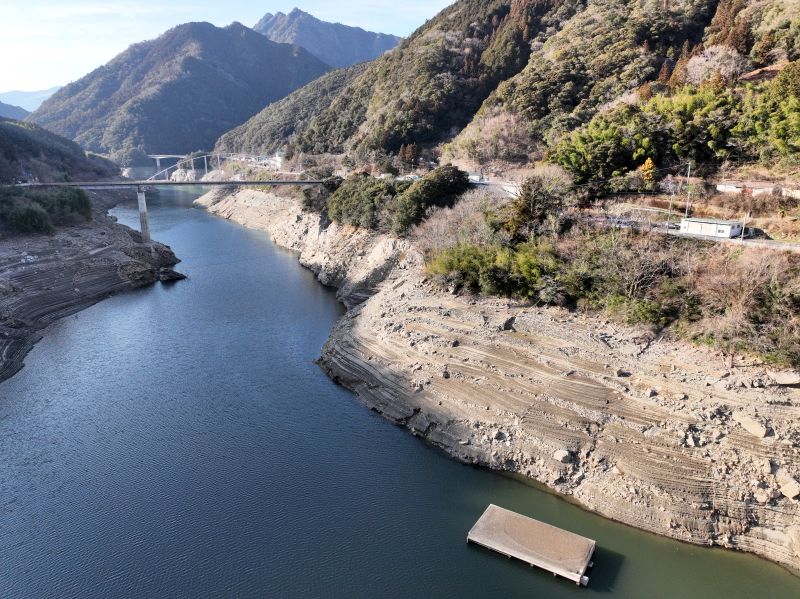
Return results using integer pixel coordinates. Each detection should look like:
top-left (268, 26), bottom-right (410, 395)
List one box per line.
top-left (686, 45), bottom-right (749, 84)
top-left (413, 188), bottom-right (510, 257)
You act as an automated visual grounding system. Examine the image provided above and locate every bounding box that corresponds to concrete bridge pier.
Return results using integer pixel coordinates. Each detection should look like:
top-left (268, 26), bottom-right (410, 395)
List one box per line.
top-left (136, 187), bottom-right (151, 243)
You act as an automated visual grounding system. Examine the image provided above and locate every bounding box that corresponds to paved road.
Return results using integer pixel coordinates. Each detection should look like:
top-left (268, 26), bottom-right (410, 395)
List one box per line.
top-left (666, 230), bottom-right (800, 253)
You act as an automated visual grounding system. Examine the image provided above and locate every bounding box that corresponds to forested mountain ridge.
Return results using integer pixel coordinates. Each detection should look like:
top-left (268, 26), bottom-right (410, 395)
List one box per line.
top-left (28, 22), bottom-right (330, 166)
top-left (0, 118), bottom-right (117, 184)
top-left (216, 63), bottom-right (369, 155)
top-left (218, 0), bottom-right (799, 173)
top-left (222, 0), bottom-right (572, 156)
top-left (254, 8), bottom-right (401, 68)
top-left (0, 102), bottom-right (29, 121)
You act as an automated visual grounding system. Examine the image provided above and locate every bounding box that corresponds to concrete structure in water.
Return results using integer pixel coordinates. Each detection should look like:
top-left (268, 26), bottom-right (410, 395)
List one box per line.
top-left (467, 504), bottom-right (596, 587)
top-left (680, 217), bottom-right (744, 239)
top-left (136, 189), bottom-right (151, 243)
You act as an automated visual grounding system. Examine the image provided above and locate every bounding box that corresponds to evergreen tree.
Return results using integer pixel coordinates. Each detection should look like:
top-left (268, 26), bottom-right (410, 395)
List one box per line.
top-left (657, 61), bottom-right (672, 84)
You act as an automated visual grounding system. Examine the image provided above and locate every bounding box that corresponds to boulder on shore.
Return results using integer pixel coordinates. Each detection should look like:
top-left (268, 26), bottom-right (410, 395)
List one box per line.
top-left (733, 412), bottom-right (768, 438)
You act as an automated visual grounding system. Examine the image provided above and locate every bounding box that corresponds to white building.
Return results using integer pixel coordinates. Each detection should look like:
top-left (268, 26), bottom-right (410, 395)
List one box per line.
top-left (680, 217), bottom-right (743, 238)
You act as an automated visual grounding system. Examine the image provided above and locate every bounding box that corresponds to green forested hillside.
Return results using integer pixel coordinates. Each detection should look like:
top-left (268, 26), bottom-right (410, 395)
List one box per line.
top-left (450, 0), bottom-right (800, 163)
top-left (552, 63), bottom-right (800, 186)
top-left (0, 118), bottom-right (117, 184)
top-left (216, 64), bottom-right (368, 155)
top-left (29, 22), bottom-right (330, 166)
top-left (224, 0), bottom-right (579, 156)
top-left (219, 0), bottom-right (800, 173)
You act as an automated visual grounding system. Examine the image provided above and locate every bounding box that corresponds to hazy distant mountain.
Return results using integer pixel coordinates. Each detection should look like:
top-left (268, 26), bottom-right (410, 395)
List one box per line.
top-left (29, 21), bottom-right (330, 166)
top-left (0, 87), bottom-right (60, 112)
top-left (0, 101), bottom-right (29, 120)
top-left (0, 117), bottom-right (117, 183)
top-left (253, 8), bottom-right (400, 68)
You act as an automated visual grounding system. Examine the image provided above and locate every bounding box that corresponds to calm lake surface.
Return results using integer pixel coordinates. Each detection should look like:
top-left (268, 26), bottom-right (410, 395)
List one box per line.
top-left (1, 188), bottom-right (799, 598)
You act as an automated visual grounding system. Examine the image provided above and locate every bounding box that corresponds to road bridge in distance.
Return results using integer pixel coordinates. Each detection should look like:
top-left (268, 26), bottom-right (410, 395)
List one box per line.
top-left (14, 179), bottom-right (325, 243)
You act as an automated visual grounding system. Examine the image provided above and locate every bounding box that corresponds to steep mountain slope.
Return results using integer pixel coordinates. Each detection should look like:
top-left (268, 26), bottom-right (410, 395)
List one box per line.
top-left (0, 101), bottom-right (29, 121)
top-left (0, 118), bottom-right (117, 183)
top-left (28, 22), bottom-right (330, 166)
top-left (253, 8), bottom-right (401, 68)
top-left (0, 87), bottom-right (60, 112)
top-left (221, 0), bottom-right (799, 167)
top-left (228, 0), bottom-right (569, 156)
top-left (449, 0), bottom-right (800, 163)
top-left (216, 63), bottom-right (368, 155)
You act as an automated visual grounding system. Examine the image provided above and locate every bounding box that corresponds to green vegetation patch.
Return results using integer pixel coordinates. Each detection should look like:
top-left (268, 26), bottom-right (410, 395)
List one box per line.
top-left (552, 62), bottom-right (800, 187)
top-left (420, 166), bottom-right (800, 366)
top-left (427, 229), bottom-right (800, 365)
top-left (320, 166), bottom-right (470, 234)
top-left (0, 186), bottom-right (92, 234)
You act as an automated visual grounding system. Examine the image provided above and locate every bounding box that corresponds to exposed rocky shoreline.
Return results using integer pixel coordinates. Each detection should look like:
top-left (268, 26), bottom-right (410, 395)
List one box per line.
top-left (199, 188), bottom-right (800, 573)
top-left (0, 191), bottom-right (183, 384)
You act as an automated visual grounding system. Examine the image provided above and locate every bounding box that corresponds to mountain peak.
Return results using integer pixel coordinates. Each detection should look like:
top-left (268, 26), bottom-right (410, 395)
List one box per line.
top-left (29, 21), bottom-right (330, 166)
top-left (253, 8), bottom-right (400, 68)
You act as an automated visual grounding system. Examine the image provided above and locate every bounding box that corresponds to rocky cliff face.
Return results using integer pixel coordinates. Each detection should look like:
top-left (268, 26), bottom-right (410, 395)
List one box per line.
top-left (198, 188), bottom-right (800, 573)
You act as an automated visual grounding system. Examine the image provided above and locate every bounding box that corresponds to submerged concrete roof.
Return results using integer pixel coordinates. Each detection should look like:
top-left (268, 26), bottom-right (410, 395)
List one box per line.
top-left (467, 504), bottom-right (595, 586)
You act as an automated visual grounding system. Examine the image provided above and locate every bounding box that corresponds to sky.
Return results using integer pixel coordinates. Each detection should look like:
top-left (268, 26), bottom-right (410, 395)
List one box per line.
top-left (0, 1), bottom-right (454, 92)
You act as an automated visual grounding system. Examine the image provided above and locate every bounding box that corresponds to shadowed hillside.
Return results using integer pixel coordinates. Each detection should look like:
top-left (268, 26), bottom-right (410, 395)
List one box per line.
top-left (0, 118), bottom-right (117, 184)
top-left (29, 22), bottom-right (330, 166)
top-left (0, 102), bottom-right (29, 121)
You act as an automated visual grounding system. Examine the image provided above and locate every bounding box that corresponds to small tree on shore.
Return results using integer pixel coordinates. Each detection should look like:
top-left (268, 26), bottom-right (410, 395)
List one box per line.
top-left (506, 166), bottom-right (573, 239)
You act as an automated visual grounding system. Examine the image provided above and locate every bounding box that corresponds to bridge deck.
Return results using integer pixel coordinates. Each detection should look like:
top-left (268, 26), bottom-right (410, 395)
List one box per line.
top-left (13, 180), bottom-right (324, 190)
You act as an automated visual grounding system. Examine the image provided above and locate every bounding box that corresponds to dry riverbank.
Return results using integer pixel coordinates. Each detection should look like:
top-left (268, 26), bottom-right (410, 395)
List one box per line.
top-left (0, 191), bottom-right (183, 383)
top-left (198, 188), bottom-right (800, 573)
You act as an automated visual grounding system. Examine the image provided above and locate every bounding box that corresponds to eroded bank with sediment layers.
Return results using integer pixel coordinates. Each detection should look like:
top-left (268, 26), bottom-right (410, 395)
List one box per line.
top-left (197, 187), bottom-right (800, 574)
top-left (0, 192), bottom-right (183, 384)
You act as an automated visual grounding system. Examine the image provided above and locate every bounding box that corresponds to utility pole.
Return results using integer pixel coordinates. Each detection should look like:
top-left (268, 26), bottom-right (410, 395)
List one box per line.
top-left (684, 163), bottom-right (692, 218)
top-left (741, 211), bottom-right (749, 243)
top-left (667, 176), bottom-right (675, 229)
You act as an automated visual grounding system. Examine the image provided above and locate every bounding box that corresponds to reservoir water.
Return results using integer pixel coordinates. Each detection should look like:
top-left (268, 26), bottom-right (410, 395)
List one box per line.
top-left (1, 188), bottom-right (799, 598)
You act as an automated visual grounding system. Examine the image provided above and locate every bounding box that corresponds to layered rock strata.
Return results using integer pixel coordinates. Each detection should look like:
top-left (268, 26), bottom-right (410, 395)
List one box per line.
top-left (199, 189), bottom-right (800, 573)
top-left (0, 192), bottom-right (182, 383)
